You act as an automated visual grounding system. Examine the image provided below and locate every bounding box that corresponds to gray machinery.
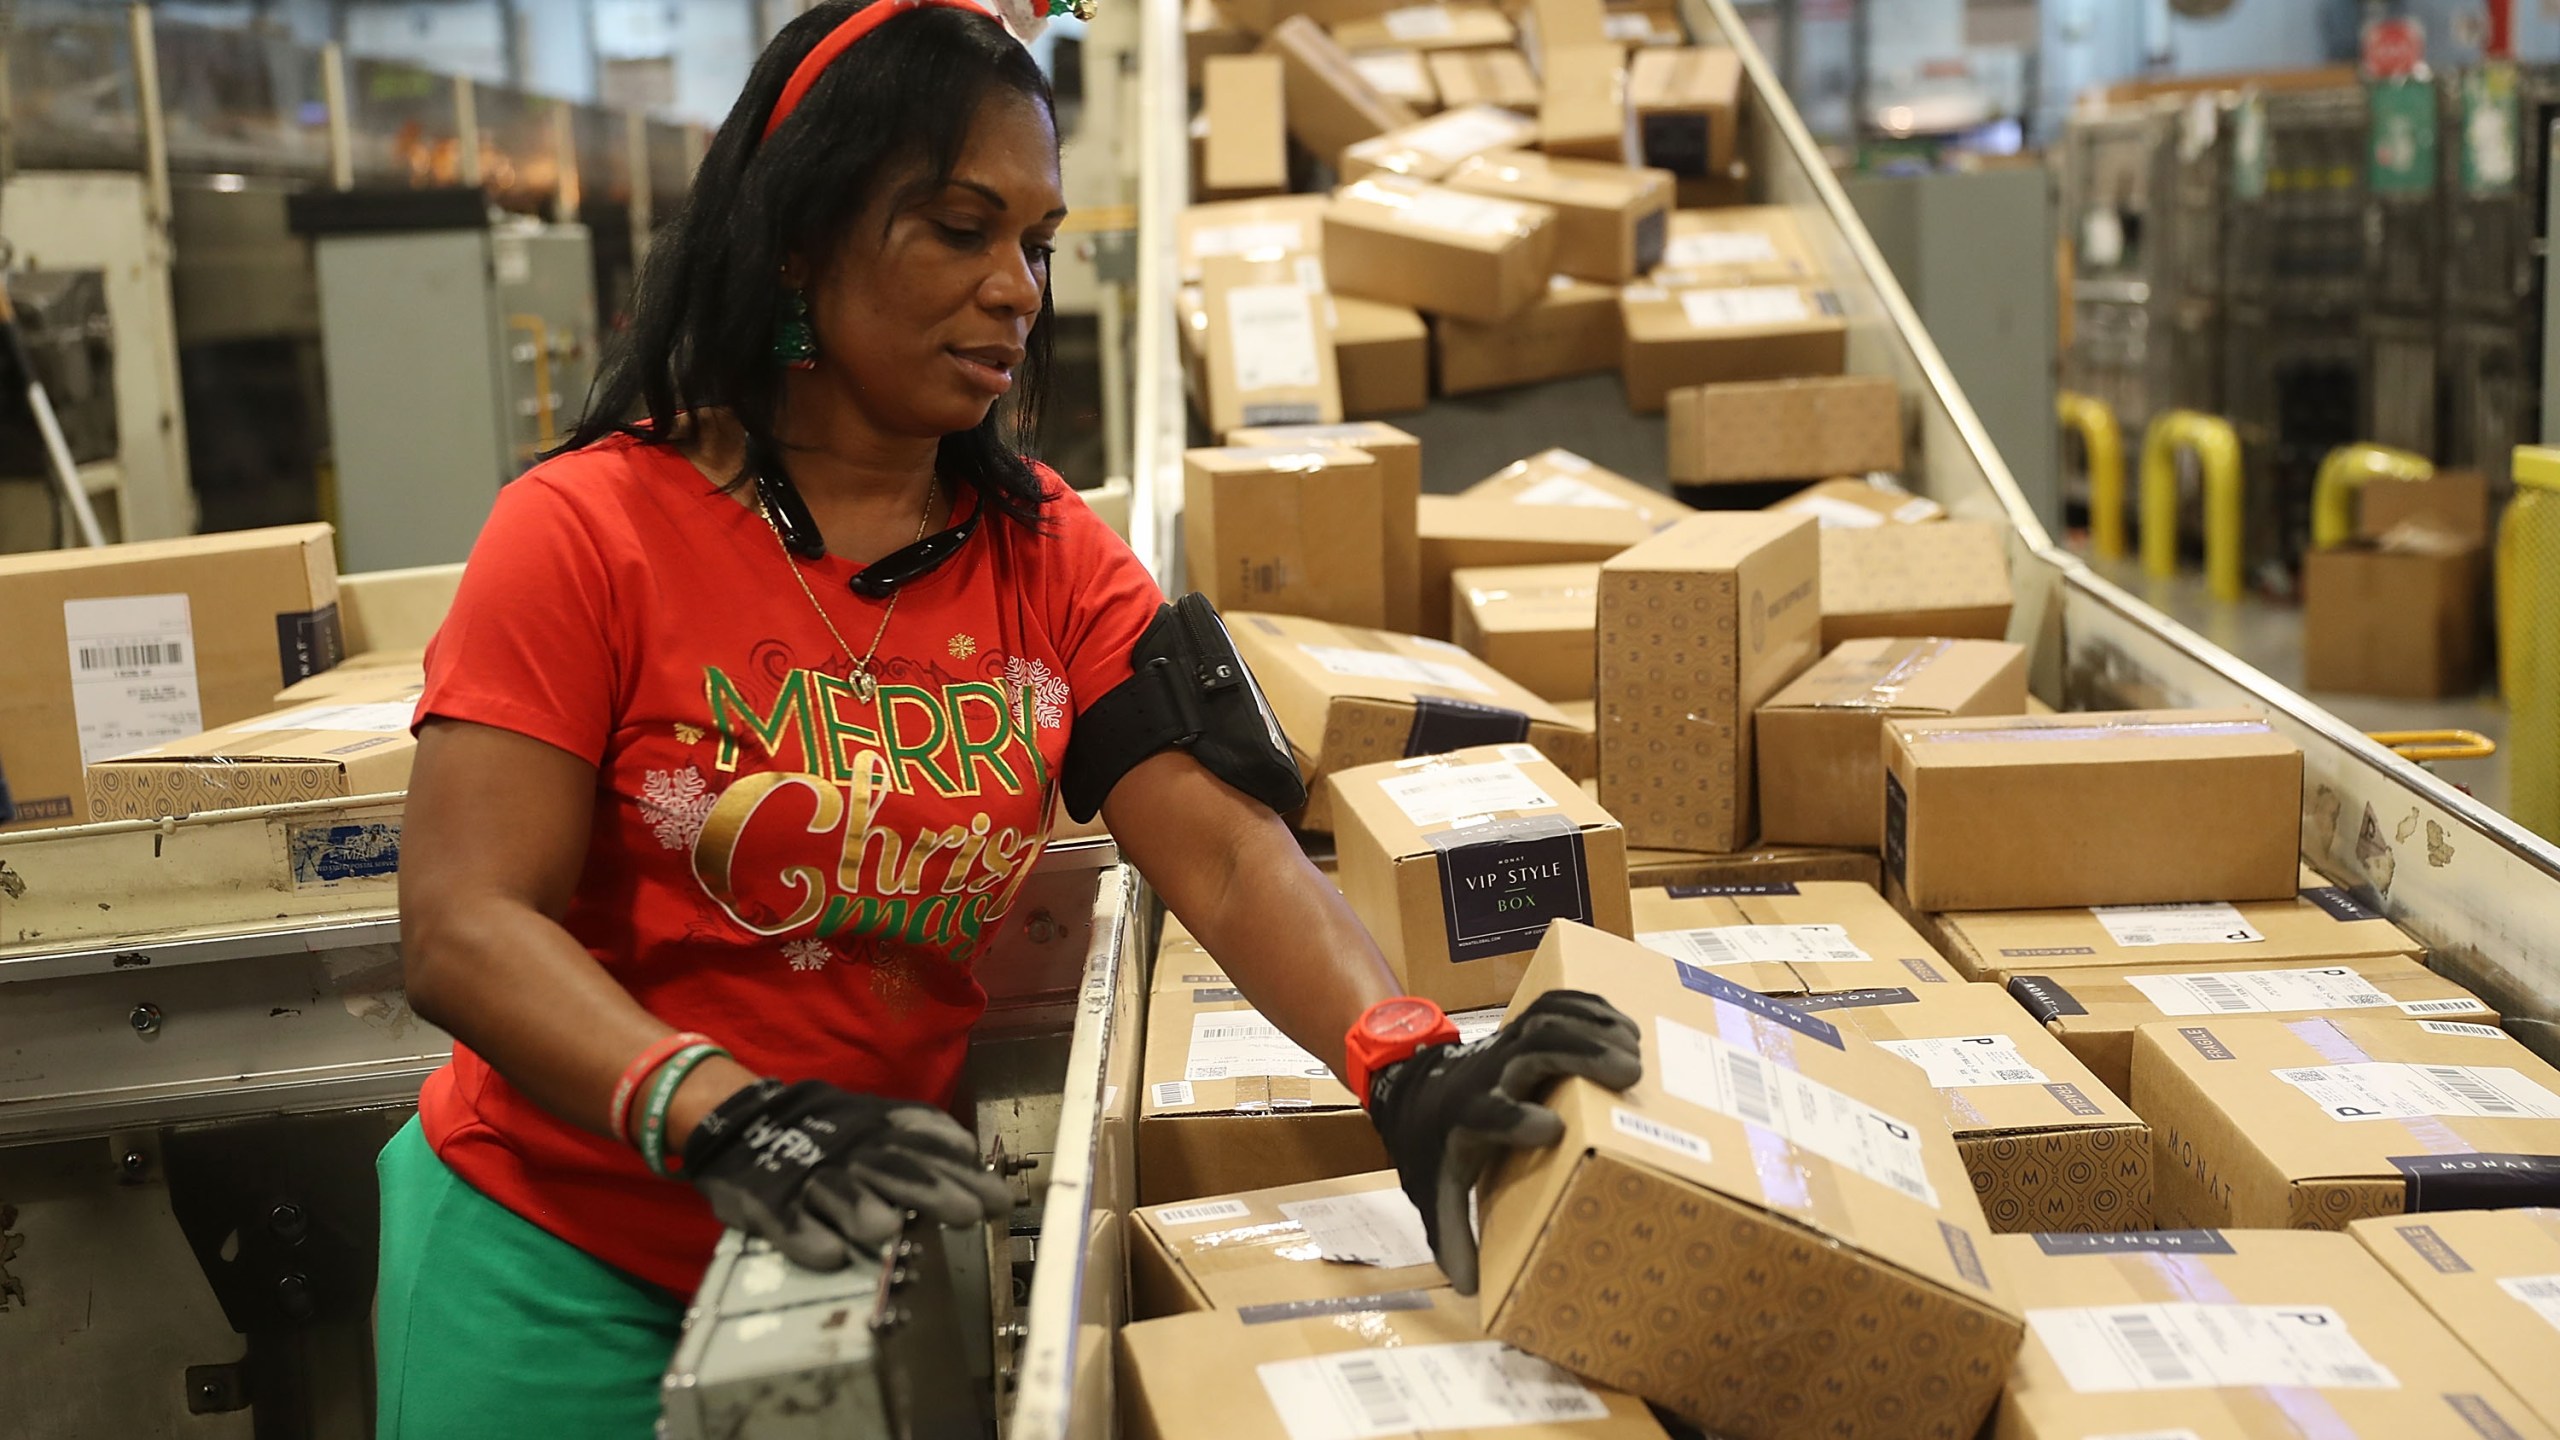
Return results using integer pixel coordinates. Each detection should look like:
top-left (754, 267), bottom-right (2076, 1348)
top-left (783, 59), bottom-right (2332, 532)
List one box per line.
top-left (292, 191), bottom-right (599, 573)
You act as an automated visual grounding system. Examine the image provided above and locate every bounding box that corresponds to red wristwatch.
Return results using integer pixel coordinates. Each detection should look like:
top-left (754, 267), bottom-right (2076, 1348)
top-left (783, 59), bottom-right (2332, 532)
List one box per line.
top-left (1344, 996), bottom-right (1460, 1109)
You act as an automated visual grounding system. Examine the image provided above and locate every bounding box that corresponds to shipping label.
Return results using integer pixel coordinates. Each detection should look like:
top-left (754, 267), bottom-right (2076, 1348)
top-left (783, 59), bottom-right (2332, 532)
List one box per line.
top-left (63, 594), bottom-right (206, 765)
top-left (1193, 221), bottom-right (1310, 260)
top-left (2420, 1020), bottom-right (2508, 1039)
top-left (238, 701), bottom-right (418, 735)
top-left (1787, 494), bottom-right (1889, 528)
top-left (1876, 1034), bottom-right (2051, 1090)
top-left (1296, 643), bottom-right (1494, 695)
top-left (1257, 1341), bottom-right (1606, 1440)
top-left (1451, 1006), bottom-right (1504, 1044)
top-left (1508, 473), bottom-right (1634, 509)
top-left (1655, 1014), bottom-right (1938, 1206)
top-left (1376, 758), bottom-right (1554, 828)
top-left (1185, 1011), bottom-right (1332, 1083)
top-left (2089, 902), bottom-right (2265, 948)
top-left (2402, 996), bottom-right (2495, 1017)
top-left (1636, 924), bottom-right (1870, 969)
top-left (1277, 1187), bottom-right (1433, 1269)
top-left (2124, 966), bottom-right (2394, 1017)
top-left (1350, 52), bottom-right (1428, 94)
top-left (1677, 284), bottom-right (1809, 329)
top-left (2495, 1275), bottom-right (2560, 1335)
top-left (1398, 187), bottom-right (1532, 238)
top-left (2272, 1062), bottom-right (2560, 1123)
top-left (1380, 4), bottom-right (1455, 40)
top-left (1225, 284), bottom-right (1324, 392)
top-left (2026, 1303), bottom-right (2398, 1393)
top-left (1663, 229), bottom-right (1779, 268)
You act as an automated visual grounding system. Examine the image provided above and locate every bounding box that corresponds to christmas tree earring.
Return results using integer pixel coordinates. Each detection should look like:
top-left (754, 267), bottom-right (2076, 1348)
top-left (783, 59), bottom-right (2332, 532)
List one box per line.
top-left (774, 289), bottom-right (818, 369)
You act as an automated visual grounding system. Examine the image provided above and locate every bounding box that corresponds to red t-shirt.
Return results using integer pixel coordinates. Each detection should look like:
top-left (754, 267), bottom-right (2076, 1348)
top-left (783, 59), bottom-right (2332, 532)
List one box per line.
top-left (412, 433), bottom-right (1160, 1294)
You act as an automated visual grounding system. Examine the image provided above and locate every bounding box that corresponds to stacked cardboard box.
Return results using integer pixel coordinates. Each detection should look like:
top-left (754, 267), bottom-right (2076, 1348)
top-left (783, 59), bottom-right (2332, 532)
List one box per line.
top-left (1458, 448), bottom-right (1690, 530)
top-left (1623, 840), bottom-right (1878, 890)
top-left (1325, 294), bottom-right (1431, 415)
top-left (1347, 46), bottom-right (1438, 110)
top-left (1768, 475), bottom-right (1945, 528)
top-left (1538, 43), bottom-right (1636, 164)
top-left (1427, 47), bottom-right (1539, 111)
top-left (1617, 279), bottom-right (1846, 413)
top-left (1653, 205), bottom-right (1824, 284)
top-left (86, 695), bottom-right (419, 820)
top-left (1415, 492), bottom-right (1650, 637)
top-left (2304, 523), bottom-right (2487, 698)
top-left (1262, 15), bottom-right (1416, 162)
top-left (1443, 150), bottom-right (1671, 281)
top-left (1199, 54), bottom-right (1289, 199)
top-left (1193, 251), bottom-right (1342, 435)
top-left (2352, 1209), bottom-right (2560, 1433)
top-left (1329, 3), bottom-right (1515, 53)
top-left (1338, 103), bottom-right (1541, 182)
top-left (1127, 1169), bottom-right (1443, 1318)
top-left (1182, 443), bottom-right (1384, 623)
top-left (1816, 518), bottom-right (2012, 644)
top-left (1627, 46), bottom-right (1740, 178)
top-left (1224, 420), bottom-right (1421, 630)
top-left (1450, 561), bottom-right (1599, 701)
top-left (1754, 636), bottom-right (2027, 848)
top-left (1435, 274), bottom-right (1624, 393)
top-left (1627, 879), bottom-right (1963, 993)
top-left (1325, 173), bottom-right (1561, 320)
top-left (1667, 374), bottom-right (1901, 485)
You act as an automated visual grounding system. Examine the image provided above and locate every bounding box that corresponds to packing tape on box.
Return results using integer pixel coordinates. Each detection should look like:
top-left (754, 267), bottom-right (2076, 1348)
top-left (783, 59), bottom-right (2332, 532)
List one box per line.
top-left (2134, 1252), bottom-right (2371, 1438)
top-left (1803, 638), bottom-right (1959, 710)
top-left (1341, 176), bottom-right (1543, 239)
top-left (2277, 1018), bottom-right (2560, 1211)
top-left (1900, 717), bottom-right (2276, 745)
top-left (1459, 581), bottom-right (1600, 607)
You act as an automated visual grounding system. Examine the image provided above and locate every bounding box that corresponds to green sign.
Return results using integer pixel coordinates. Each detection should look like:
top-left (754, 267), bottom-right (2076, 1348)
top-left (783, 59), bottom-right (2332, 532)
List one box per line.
top-left (2368, 78), bottom-right (2439, 195)
top-left (2460, 63), bottom-right (2521, 196)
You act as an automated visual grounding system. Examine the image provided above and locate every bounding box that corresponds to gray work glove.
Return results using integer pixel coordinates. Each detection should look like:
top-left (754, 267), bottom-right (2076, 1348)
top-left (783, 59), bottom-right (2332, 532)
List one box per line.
top-left (680, 1078), bottom-right (1013, 1270)
top-left (1365, 991), bottom-right (1643, 1294)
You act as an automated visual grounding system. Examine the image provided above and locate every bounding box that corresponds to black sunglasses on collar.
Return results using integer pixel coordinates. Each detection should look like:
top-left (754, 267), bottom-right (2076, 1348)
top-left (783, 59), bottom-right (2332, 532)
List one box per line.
top-left (753, 465), bottom-right (979, 598)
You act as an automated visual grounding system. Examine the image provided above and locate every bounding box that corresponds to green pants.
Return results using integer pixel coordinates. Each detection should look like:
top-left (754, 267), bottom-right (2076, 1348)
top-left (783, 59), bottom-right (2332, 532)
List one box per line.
top-left (375, 1117), bottom-right (685, 1439)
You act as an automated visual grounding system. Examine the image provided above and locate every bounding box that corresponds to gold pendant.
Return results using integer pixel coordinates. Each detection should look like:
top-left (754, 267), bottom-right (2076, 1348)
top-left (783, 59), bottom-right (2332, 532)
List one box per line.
top-left (850, 667), bottom-right (877, 702)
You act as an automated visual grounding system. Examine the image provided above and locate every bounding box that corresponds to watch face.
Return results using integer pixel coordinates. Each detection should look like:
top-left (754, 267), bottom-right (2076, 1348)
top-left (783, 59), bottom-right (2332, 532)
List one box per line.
top-left (1364, 997), bottom-right (1445, 1042)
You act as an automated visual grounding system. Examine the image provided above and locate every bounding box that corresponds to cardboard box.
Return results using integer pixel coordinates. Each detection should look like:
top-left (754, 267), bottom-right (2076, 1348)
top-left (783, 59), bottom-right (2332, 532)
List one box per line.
top-left (1604, 3), bottom-right (1686, 52)
top-left (1754, 636), bottom-right (2026, 849)
top-left (1127, 1170), bottom-right (1443, 1319)
top-left (1262, 15), bottom-right (1417, 163)
top-left (1768, 476), bottom-right (1945, 529)
top-left (1184, 443), bottom-right (1385, 625)
top-left (1817, 519), bottom-right (2013, 645)
top-left (1200, 55), bottom-right (1289, 199)
top-left (1992, 1228), bottom-right (2556, 1440)
top-left (1476, 922), bottom-right (2024, 1439)
top-left (85, 695), bottom-right (417, 820)
top-left (1227, 420), bottom-right (1422, 633)
top-left (1931, 870), bottom-right (2429, 985)
top-left (1883, 709), bottom-right (2303, 912)
top-left (1624, 840), bottom-right (1879, 890)
top-left (1618, 281), bottom-right (1846, 414)
top-left (2302, 538), bottom-right (2486, 699)
top-left (1119, 1289), bottom-right (1672, 1440)
top-left (2135, 1013), bottom-right (2560, 1229)
top-left (1332, 744), bottom-right (1632, 1009)
top-left (1537, 43), bottom-right (1635, 163)
top-left (0, 524), bottom-right (343, 831)
top-left (1626, 878), bottom-right (1961, 996)
top-left (1227, 610), bottom-right (1597, 831)
top-left (1628, 46), bottom-right (1741, 176)
top-left (1451, 561), bottom-right (1598, 701)
top-left (2352, 1209), bottom-right (2560, 1434)
top-left (1667, 374), bottom-right (1902, 484)
top-left (1818, 983), bottom-right (2154, 1233)
top-left (2008, 958), bottom-right (2494, 1104)
top-left (274, 648), bottom-right (425, 706)
top-left (1196, 251), bottom-right (1343, 436)
top-left (335, 561), bottom-right (460, 653)
top-left (1138, 924), bottom-right (1388, 1204)
top-left (1459, 447), bottom-right (1691, 530)
top-left (1213, 0), bottom-right (1406, 36)
top-left (2358, 466), bottom-right (2493, 545)
top-left (1426, 47), bottom-right (1539, 111)
top-left (1186, 0), bottom-right (1256, 87)
top-left (1329, 3), bottom-right (1515, 53)
top-left (1346, 47), bottom-right (1438, 110)
top-left (1444, 151), bottom-right (1670, 282)
top-left (1434, 274), bottom-right (1624, 394)
top-left (1652, 206), bottom-right (1824, 285)
top-left (1596, 511), bottom-right (1821, 852)
top-left (1327, 295), bottom-right (1430, 417)
top-left (1523, 0), bottom-right (1606, 58)
top-left (1178, 194), bottom-right (1331, 283)
top-left (1416, 492), bottom-right (1650, 638)
top-left (1324, 174), bottom-right (1561, 321)
top-left (1339, 103), bottom-right (1541, 182)
top-left (1674, 162), bottom-right (1751, 209)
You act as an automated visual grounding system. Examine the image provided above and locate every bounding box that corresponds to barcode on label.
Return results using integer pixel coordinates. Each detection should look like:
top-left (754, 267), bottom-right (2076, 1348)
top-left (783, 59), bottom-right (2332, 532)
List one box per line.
top-left (1155, 1197), bottom-right (1250, 1227)
top-left (1337, 1358), bottom-right (1411, 1430)
top-left (2420, 1020), bottom-right (2505, 1038)
top-left (2421, 1065), bottom-right (2521, 1114)
top-left (1720, 1047), bottom-right (1777, 1128)
top-left (75, 640), bottom-right (185, 672)
top-left (2181, 975), bottom-right (2255, 1012)
top-left (2402, 997), bottom-right (2491, 1016)
top-left (1152, 1080), bottom-right (1195, 1108)
top-left (1683, 931), bottom-right (1745, 966)
top-left (2108, 1311), bottom-right (2194, 1385)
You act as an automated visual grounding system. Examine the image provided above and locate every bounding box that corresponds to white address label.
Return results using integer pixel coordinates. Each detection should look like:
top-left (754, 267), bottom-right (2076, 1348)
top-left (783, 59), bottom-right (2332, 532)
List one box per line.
top-left (1509, 473), bottom-right (1635, 509)
top-left (1786, 494), bottom-right (1889, 529)
top-left (1451, 1006), bottom-right (1506, 1044)
top-left (65, 594), bottom-right (206, 765)
top-left (1663, 230), bottom-right (1779, 268)
top-left (2027, 1304), bottom-right (2397, 1393)
top-left (1258, 1341), bottom-right (1606, 1440)
top-left (1376, 759), bottom-right (1555, 828)
top-left (1277, 1187), bottom-right (1434, 1270)
top-left (2419, 1020), bottom-right (2507, 1039)
top-left (2497, 1274), bottom-right (2560, 1335)
top-left (1186, 1011), bottom-right (1333, 1083)
top-left (2090, 902), bottom-right (2265, 948)
top-left (1678, 285), bottom-right (1809, 329)
top-left (1296, 643), bottom-right (1494, 695)
top-left (2124, 966), bottom-right (2392, 1017)
top-left (1656, 1015), bottom-right (1937, 1207)
top-left (236, 700), bottom-right (417, 735)
top-left (1877, 1034), bottom-right (2051, 1090)
top-left (2400, 996), bottom-right (2494, 1017)
top-left (1226, 284), bottom-right (1324, 393)
top-left (2272, 1062), bottom-right (2560, 1123)
top-left (1636, 925), bottom-right (1870, 970)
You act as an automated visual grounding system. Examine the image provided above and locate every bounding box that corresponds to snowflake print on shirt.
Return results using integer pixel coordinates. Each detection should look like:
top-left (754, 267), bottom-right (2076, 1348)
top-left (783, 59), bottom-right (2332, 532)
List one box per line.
top-left (782, 938), bottom-right (833, 972)
top-left (1003, 655), bottom-right (1071, 730)
top-left (639, 766), bottom-right (715, 851)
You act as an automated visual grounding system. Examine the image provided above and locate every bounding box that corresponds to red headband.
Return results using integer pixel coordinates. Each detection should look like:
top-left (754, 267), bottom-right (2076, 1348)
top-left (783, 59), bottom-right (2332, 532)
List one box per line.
top-left (762, 0), bottom-right (1005, 142)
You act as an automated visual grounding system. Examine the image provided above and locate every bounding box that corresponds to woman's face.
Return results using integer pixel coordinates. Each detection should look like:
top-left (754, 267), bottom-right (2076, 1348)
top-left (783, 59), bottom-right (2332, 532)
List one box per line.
top-left (808, 89), bottom-right (1064, 441)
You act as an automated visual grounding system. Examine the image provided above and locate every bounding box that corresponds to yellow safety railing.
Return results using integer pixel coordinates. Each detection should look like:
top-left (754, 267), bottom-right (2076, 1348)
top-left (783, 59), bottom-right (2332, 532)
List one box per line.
top-left (2310, 443), bottom-right (2434, 549)
top-left (2367, 729), bottom-right (2498, 764)
top-left (2057, 390), bottom-right (2127, 559)
top-left (2503, 446), bottom-right (2560, 840)
top-left (2139, 410), bottom-right (2246, 601)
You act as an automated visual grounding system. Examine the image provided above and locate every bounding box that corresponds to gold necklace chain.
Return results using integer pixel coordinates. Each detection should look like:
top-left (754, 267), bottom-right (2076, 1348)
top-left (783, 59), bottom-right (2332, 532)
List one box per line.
top-left (760, 476), bottom-right (937, 703)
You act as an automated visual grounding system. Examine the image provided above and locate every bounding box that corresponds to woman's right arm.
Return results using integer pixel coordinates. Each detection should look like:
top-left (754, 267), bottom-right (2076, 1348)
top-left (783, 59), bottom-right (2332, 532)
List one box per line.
top-left (398, 718), bottom-right (756, 1149)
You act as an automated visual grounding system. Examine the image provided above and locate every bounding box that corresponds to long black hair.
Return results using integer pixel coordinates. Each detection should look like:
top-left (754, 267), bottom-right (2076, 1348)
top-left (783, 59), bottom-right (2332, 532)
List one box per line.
top-left (567, 0), bottom-right (1056, 527)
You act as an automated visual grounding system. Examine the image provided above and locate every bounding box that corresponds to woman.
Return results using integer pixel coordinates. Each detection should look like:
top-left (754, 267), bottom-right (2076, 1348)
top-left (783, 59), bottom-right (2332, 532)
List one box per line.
top-left (383, 2), bottom-right (1638, 1433)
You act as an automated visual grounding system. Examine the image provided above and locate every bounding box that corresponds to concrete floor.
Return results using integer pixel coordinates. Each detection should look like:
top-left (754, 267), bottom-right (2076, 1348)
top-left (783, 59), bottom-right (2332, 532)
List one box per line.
top-left (2081, 550), bottom-right (2511, 813)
